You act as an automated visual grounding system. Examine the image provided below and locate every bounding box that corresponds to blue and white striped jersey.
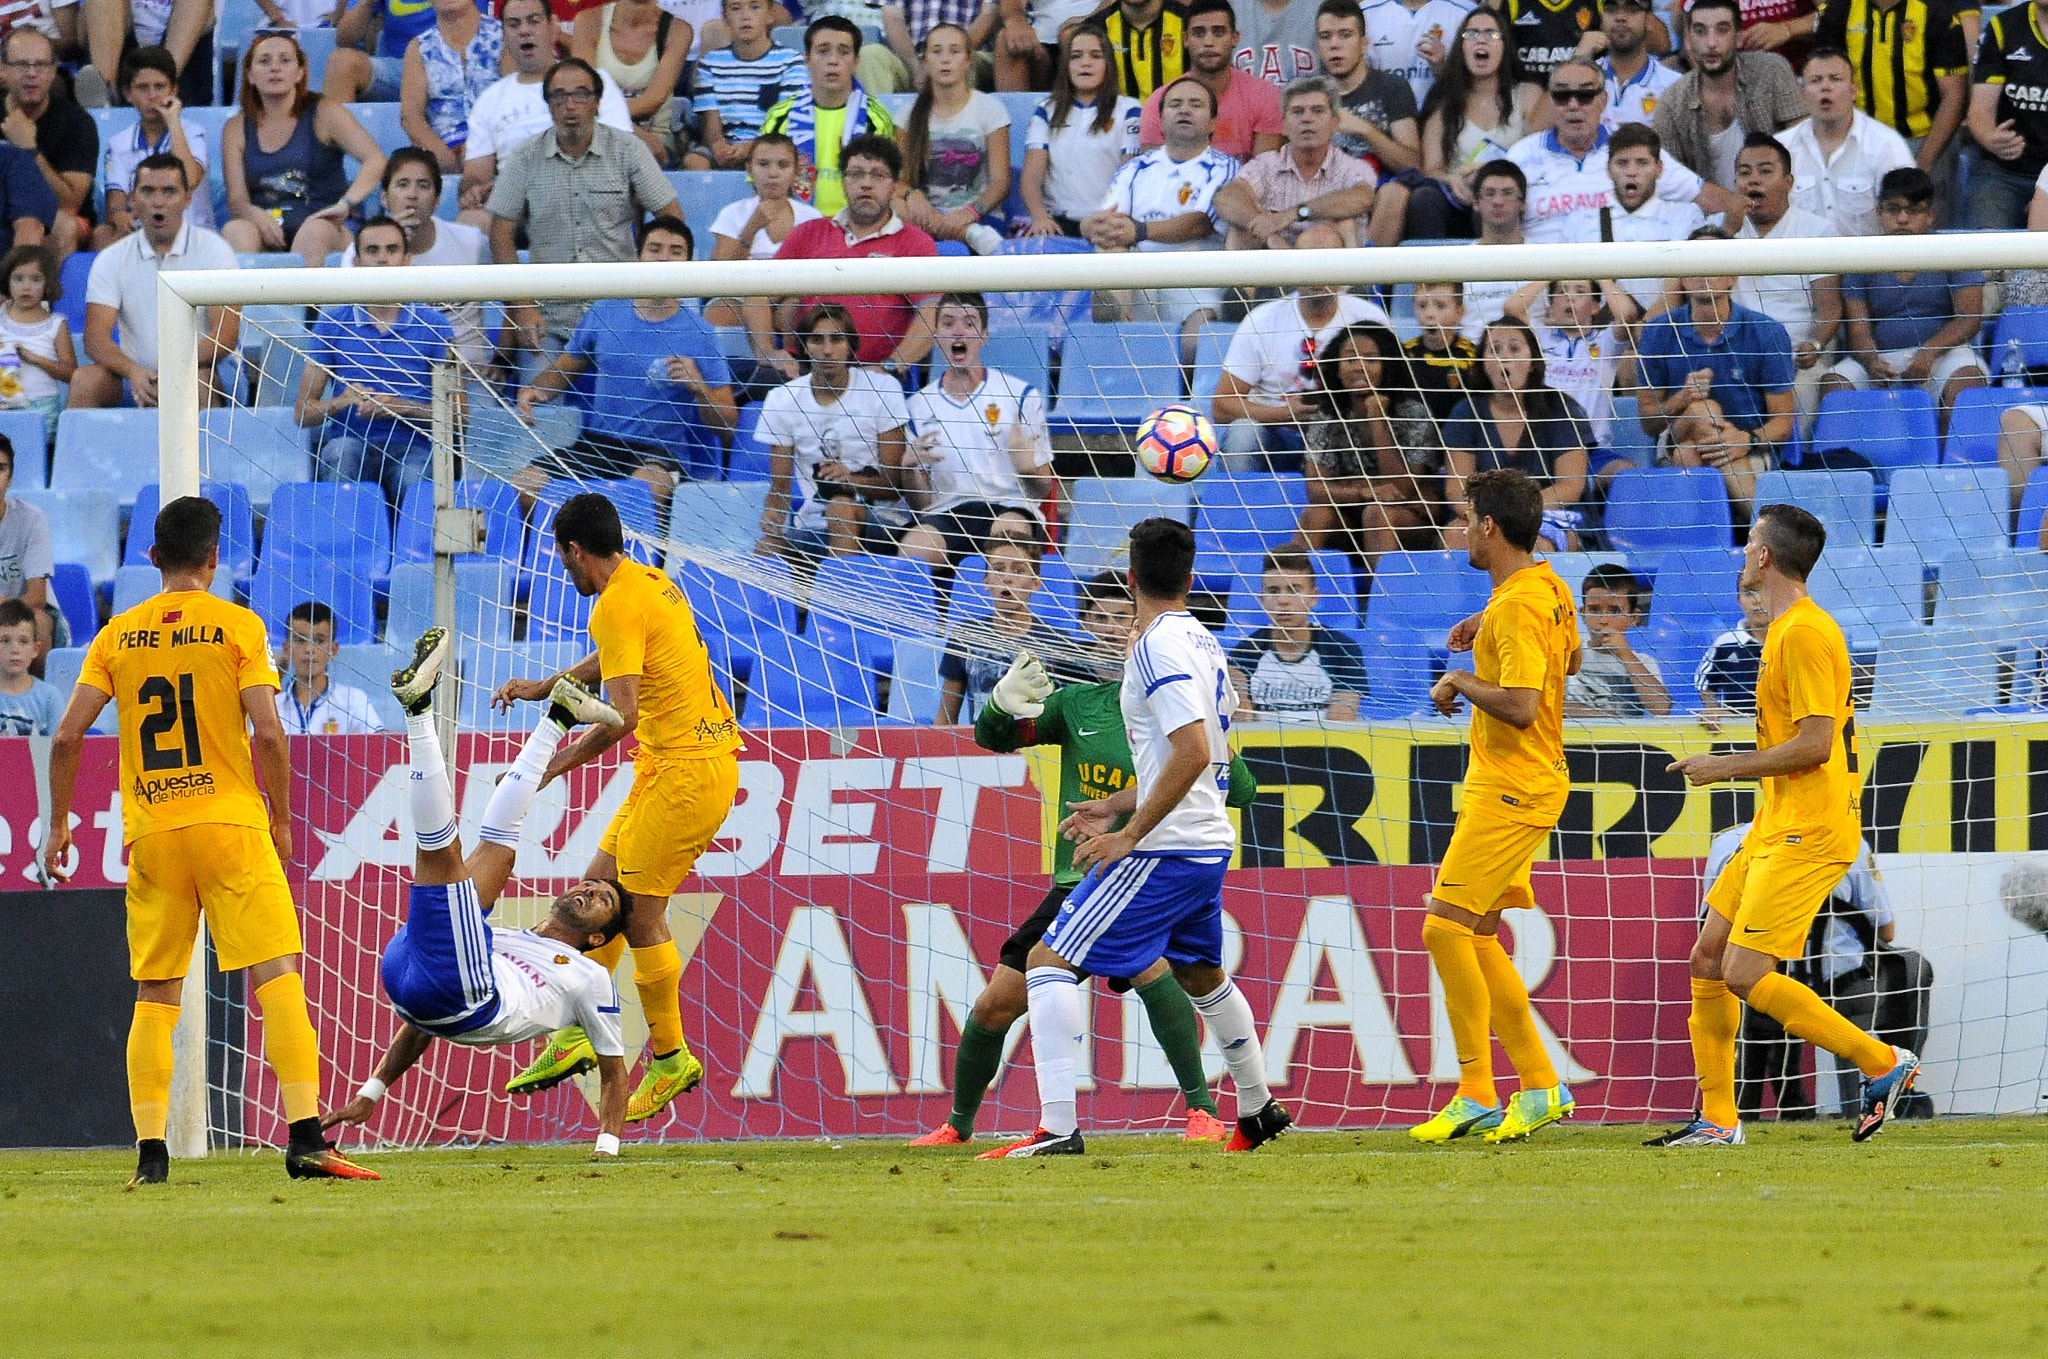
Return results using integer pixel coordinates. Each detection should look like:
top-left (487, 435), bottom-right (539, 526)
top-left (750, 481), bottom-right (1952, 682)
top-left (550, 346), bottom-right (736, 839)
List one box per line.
top-left (1123, 610), bottom-right (1237, 854)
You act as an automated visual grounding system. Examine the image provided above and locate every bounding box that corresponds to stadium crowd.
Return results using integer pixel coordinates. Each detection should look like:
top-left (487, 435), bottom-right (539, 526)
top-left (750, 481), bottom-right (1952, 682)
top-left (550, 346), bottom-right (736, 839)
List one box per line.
top-left (3, 0), bottom-right (2048, 737)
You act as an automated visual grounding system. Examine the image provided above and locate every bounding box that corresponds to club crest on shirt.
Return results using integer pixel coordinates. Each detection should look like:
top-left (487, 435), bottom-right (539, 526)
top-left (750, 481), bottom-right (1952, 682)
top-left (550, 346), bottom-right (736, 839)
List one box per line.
top-left (1903, 19), bottom-right (1918, 41)
top-left (554, 954), bottom-right (571, 965)
top-left (984, 402), bottom-right (1001, 424)
top-left (161, 609), bottom-right (182, 624)
top-left (1578, 9), bottom-right (1592, 28)
top-left (1643, 95), bottom-right (1658, 115)
top-left (1177, 181), bottom-right (1194, 205)
top-left (1163, 35), bottom-right (1178, 57)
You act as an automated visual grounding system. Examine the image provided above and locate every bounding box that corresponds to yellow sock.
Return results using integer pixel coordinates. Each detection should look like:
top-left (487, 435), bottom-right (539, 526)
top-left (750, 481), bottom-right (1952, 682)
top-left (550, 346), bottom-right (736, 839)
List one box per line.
top-left (586, 934), bottom-right (628, 973)
top-left (253, 973), bottom-right (324, 1124)
top-left (1473, 933), bottom-right (1558, 1091)
top-left (128, 1001), bottom-right (180, 1142)
top-left (1423, 915), bottom-right (1496, 1107)
top-left (1689, 977), bottom-right (1741, 1128)
top-left (1747, 971), bottom-right (1896, 1078)
top-left (632, 940), bottom-right (687, 1057)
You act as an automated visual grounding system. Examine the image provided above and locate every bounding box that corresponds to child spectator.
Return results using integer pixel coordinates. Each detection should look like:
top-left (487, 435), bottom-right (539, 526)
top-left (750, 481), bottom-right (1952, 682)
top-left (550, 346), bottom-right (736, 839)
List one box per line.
top-left (937, 525), bottom-right (1091, 724)
top-left (1020, 22), bottom-right (1140, 239)
top-left (706, 134), bottom-right (824, 327)
top-left (275, 600), bottom-right (384, 735)
top-left (1564, 562), bottom-right (1669, 717)
top-left (896, 23), bottom-right (1011, 255)
top-left (1504, 276), bottom-right (1639, 462)
top-left (759, 16), bottom-right (898, 217)
top-left (0, 243), bottom-right (74, 441)
top-left (1403, 278), bottom-right (1478, 422)
top-left (754, 303), bottom-right (907, 562)
top-left (0, 596), bottom-right (59, 734)
top-left (0, 432), bottom-right (52, 657)
top-left (1225, 548), bottom-right (1368, 722)
top-left (1695, 583), bottom-right (1769, 733)
top-left (687, 0), bottom-right (811, 170)
top-left (94, 46), bottom-right (213, 249)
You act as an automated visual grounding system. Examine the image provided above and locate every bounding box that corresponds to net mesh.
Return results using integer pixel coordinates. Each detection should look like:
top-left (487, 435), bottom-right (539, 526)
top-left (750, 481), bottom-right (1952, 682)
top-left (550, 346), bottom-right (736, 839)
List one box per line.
top-left (98, 251), bottom-right (2048, 1148)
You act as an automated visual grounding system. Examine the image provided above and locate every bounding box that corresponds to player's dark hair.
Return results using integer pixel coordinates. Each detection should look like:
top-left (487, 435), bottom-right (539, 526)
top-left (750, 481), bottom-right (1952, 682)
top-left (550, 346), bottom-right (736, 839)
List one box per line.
top-left (1471, 158), bottom-right (1527, 200)
top-left (1080, 570), bottom-right (1130, 613)
top-left (1261, 548), bottom-right (1317, 582)
top-left (1755, 503), bottom-right (1827, 580)
top-left (1186, 0), bottom-right (1238, 31)
top-left (355, 214), bottom-right (408, 252)
top-left (1128, 517), bottom-right (1196, 600)
top-left (381, 145), bottom-right (443, 194)
top-left (1583, 562), bottom-right (1646, 612)
top-left (1466, 468), bottom-right (1543, 553)
top-left (842, 132), bottom-right (902, 181)
top-left (136, 150), bottom-right (190, 188)
top-left (288, 600), bottom-right (337, 628)
top-left (1608, 122), bottom-right (1660, 159)
top-left (638, 213), bottom-right (694, 255)
top-left (593, 879), bottom-right (630, 942)
top-left (553, 493), bottom-right (626, 559)
top-left (0, 597), bottom-right (35, 631)
top-left (805, 14), bottom-right (864, 53)
top-left (935, 291), bottom-right (988, 327)
top-left (1740, 130), bottom-right (1792, 175)
top-left (153, 495), bottom-right (222, 572)
top-left (1879, 166), bottom-right (1935, 208)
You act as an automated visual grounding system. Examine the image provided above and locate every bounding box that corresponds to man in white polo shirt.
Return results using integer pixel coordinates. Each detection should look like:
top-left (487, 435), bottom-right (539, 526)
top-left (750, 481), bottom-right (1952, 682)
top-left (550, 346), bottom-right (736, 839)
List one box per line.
top-left (1507, 58), bottom-right (1739, 246)
top-left (1084, 74), bottom-right (1240, 328)
top-left (68, 152), bottom-right (238, 410)
top-left (1592, 0), bottom-right (1679, 131)
top-left (1781, 46), bottom-right (1914, 238)
top-left (1731, 130), bottom-right (1841, 431)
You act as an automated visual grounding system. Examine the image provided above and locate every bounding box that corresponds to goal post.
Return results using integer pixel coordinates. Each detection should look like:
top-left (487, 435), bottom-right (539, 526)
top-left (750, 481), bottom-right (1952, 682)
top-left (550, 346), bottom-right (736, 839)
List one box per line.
top-left (131, 231), bottom-right (2048, 1150)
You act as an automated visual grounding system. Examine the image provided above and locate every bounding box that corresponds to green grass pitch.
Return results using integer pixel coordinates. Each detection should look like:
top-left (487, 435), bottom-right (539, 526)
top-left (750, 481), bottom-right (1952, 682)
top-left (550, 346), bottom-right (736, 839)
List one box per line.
top-left (7, 1120), bottom-right (2047, 1357)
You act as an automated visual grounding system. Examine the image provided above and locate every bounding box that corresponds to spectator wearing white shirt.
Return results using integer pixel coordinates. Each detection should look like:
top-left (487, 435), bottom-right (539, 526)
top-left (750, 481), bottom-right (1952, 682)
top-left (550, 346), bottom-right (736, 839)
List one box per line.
top-left (1457, 158), bottom-right (1530, 342)
top-left (1214, 73), bottom-right (1378, 247)
top-left (705, 133), bottom-right (823, 327)
top-left (453, 0), bottom-right (635, 229)
top-left (1082, 74), bottom-right (1238, 328)
top-left (1504, 275), bottom-right (1639, 460)
top-left (1211, 223), bottom-right (1393, 467)
top-left (1731, 130), bottom-right (1841, 431)
top-left (1781, 46), bottom-right (1914, 237)
top-left (1507, 59), bottom-right (1736, 246)
top-left (275, 600), bottom-right (384, 736)
top-left (754, 302), bottom-right (907, 562)
top-left (1588, 0), bottom-right (1678, 130)
top-left (70, 153), bottom-right (238, 410)
top-left (340, 149), bottom-right (491, 373)
top-left (1361, 0), bottom-right (1474, 106)
top-left (92, 45), bottom-right (210, 249)
top-left (1596, 121), bottom-right (1705, 311)
top-left (1020, 22), bottom-right (1141, 238)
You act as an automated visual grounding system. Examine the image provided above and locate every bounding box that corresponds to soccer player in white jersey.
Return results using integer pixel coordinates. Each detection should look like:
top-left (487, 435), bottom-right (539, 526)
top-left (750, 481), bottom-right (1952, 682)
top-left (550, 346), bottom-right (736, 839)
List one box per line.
top-left (1361, 0), bottom-right (1475, 105)
top-left (980, 518), bottom-right (1292, 1158)
top-left (321, 630), bottom-right (635, 1155)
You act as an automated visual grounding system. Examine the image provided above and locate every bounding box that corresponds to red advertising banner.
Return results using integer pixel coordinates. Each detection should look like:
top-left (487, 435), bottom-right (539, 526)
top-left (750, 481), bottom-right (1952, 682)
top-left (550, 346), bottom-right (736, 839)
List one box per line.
top-left (1, 731), bottom-right (1709, 1143)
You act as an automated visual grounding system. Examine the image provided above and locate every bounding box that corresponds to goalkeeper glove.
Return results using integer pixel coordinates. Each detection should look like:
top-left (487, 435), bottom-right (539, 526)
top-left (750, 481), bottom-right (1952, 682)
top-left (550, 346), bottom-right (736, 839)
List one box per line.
top-left (991, 650), bottom-right (1054, 718)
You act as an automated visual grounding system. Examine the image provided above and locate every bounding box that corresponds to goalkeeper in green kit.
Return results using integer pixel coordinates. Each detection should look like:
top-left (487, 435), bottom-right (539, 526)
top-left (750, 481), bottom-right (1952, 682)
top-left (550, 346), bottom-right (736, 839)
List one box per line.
top-left (909, 574), bottom-right (1258, 1147)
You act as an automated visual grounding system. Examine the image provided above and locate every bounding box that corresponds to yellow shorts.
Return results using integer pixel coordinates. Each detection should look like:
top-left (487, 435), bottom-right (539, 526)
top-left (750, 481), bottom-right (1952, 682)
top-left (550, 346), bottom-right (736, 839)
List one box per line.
top-left (126, 824), bottom-right (302, 981)
top-left (599, 752), bottom-right (740, 897)
top-left (1431, 807), bottom-right (1551, 916)
top-left (1705, 840), bottom-right (1850, 960)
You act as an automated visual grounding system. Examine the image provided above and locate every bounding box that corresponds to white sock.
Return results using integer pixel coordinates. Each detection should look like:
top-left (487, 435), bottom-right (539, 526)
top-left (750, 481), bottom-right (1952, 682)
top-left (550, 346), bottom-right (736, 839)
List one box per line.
top-left (1025, 967), bottom-right (1084, 1137)
top-left (1191, 979), bottom-right (1272, 1119)
top-left (479, 711), bottom-right (568, 849)
top-left (406, 712), bottom-right (458, 851)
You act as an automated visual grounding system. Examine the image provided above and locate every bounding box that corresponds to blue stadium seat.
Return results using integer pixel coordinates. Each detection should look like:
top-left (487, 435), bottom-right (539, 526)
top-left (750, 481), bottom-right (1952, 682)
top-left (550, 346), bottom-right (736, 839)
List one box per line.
top-left (989, 236), bottom-right (1094, 338)
top-left (809, 553), bottom-right (938, 679)
top-left (1052, 322), bottom-right (1183, 432)
top-left (726, 401), bottom-right (771, 480)
top-left (1809, 388), bottom-right (1940, 472)
top-left (125, 482), bottom-right (257, 587)
top-left (345, 103), bottom-right (407, 157)
top-left (1385, 282), bottom-right (1420, 343)
top-left (16, 488), bottom-right (119, 582)
top-left (1222, 548), bottom-right (1359, 639)
top-left (1541, 551), bottom-right (1628, 604)
top-left (457, 640), bottom-right (588, 731)
top-left (110, 563), bottom-right (241, 611)
top-left (1604, 397), bottom-right (1655, 469)
top-left (1364, 550), bottom-right (1491, 635)
top-left (250, 328), bottom-right (312, 410)
top-left (1062, 475), bottom-right (1196, 576)
top-left (49, 563), bottom-right (97, 645)
top-left (43, 649), bottom-right (115, 732)
top-left (249, 551), bottom-right (378, 645)
top-left (1942, 385), bottom-right (2046, 463)
top-left (524, 480), bottom-right (660, 640)
top-left (744, 627), bottom-right (876, 727)
top-left (669, 481), bottom-right (770, 555)
top-left (1189, 321), bottom-right (1236, 404)
top-left (1354, 626), bottom-right (1440, 718)
top-left (1751, 469), bottom-right (1876, 548)
top-left (329, 644), bottom-right (409, 732)
top-left (200, 407), bottom-right (314, 511)
top-left (672, 555), bottom-right (799, 688)
top-left (1992, 304), bottom-right (2048, 371)
top-left (1191, 472), bottom-right (1307, 589)
top-left (1885, 464), bottom-right (2010, 562)
top-left (385, 559), bottom-right (515, 647)
top-left (1870, 630), bottom-right (2003, 718)
top-left (1807, 544), bottom-right (1926, 649)
top-left (394, 478), bottom-right (525, 565)
top-left (55, 250), bottom-right (92, 336)
top-left (981, 328), bottom-right (1051, 398)
top-left (884, 635), bottom-right (945, 723)
top-left (0, 408), bottom-right (48, 486)
top-left (1934, 549), bottom-right (2048, 637)
top-left (250, 481), bottom-right (391, 644)
top-left (936, 240), bottom-right (970, 258)
top-left (2021, 466), bottom-right (2048, 549)
top-left (1603, 468), bottom-right (1734, 554)
top-left (994, 93), bottom-right (1041, 166)
top-left (665, 172), bottom-right (755, 257)
top-left (52, 409), bottom-right (160, 508)
top-left (1643, 547), bottom-right (1744, 676)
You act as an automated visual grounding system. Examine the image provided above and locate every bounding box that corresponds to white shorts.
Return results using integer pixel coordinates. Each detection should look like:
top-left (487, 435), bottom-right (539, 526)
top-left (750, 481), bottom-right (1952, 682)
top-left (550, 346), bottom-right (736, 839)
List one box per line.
top-left (1826, 345), bottom-right (1985, 400)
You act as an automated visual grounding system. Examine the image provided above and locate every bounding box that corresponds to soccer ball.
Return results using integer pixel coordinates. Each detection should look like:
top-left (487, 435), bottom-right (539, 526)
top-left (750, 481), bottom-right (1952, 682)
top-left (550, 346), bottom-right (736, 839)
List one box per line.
top-left (1134, 404), bottom-right (1218, 484)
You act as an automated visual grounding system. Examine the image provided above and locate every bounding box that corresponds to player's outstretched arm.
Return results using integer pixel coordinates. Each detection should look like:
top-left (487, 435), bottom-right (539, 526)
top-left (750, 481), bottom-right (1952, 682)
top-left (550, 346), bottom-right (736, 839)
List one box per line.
top-left (593, 1053), bottom-right (628, 1154)
top-left (545, 673), bottom-right (639, 783)
top-left (40, 682), bottom-right (110, 881)
top-left (1669, 713), bottom-right (1835, 787)
top-left (322, 1024), bottom-right (435, 1128)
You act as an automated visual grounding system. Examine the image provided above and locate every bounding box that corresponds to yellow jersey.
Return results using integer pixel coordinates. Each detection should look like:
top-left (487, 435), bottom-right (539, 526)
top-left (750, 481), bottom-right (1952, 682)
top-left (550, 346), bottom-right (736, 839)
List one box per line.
top-left (589, 561), bottom-right (741, 759)
top-left (1465, 562), bottom-right (1578, 825)
top-left (79, 590), bottom-right (281, 845)
top-left (1753, 595), bottom-right (1861, 861)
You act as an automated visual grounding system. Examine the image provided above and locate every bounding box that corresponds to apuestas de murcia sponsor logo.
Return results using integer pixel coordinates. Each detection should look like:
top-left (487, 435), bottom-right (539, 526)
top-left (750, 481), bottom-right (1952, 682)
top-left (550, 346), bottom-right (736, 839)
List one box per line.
top-left (130, 769), bottom-right (217, 806)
